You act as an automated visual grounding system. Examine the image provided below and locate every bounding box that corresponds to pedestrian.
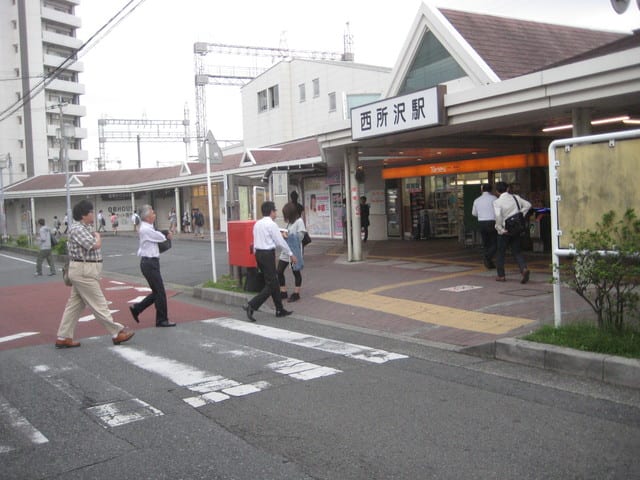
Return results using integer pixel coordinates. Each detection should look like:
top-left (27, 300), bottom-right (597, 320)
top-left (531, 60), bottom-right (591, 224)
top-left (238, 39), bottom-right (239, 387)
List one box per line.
top-left (193, 208), bottom-right (204, 236)
top-left (97, 209), bottom-right (106, 232)
top-left (182, 210), bottom-right (191, 233)
top-left (111, 212), bottom-right (119, 235)
top-left (129, 204), bottom-right (176, 328)
top-left (55, 199), bottom-right (134, 348)
top-left (63, 213), bottom-right (69, 234)
top-left (493, 181), bottom-right (532, 284)
top-left (277, 202), bottom-right (306, 302)
top-left (359, 195), bottom-right (370, 242)
top-left (290, 190), bottom-right (304, 218)
top-left (472, 184), bottom-right (497, 269)
top-left (52, 215), bottom-right (61, 236)
top-left (34, 218), bottom-right (56, 276)
top-left (131, 211), bottom-right (141, 232)
top-left (168, 207), bottom-right (177, 234)
top-left (243, 201), bottom-right (297, 322)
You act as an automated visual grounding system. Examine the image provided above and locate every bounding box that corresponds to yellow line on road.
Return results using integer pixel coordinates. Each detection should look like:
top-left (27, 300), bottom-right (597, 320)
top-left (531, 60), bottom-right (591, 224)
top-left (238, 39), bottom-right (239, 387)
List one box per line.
top-left (316, 289), bottom-right (533, 335)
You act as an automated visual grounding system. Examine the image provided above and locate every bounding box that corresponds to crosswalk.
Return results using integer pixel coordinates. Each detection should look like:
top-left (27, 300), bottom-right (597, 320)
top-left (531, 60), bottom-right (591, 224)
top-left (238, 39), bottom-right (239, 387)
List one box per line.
top-left (0, 317), bottom-right (408, 455)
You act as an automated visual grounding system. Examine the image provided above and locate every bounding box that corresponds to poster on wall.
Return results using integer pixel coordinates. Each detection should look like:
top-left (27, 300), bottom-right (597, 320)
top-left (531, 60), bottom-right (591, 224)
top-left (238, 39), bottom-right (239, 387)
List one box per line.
top-left (305, 191), bottom-right (331, 236)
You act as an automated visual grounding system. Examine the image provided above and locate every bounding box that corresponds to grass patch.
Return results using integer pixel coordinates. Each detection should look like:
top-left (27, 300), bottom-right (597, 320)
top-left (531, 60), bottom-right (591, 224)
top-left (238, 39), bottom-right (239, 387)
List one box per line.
top-left (202, 274), bottom-right (245, 293)
top-left (523, 323), bottom-right (640, 359)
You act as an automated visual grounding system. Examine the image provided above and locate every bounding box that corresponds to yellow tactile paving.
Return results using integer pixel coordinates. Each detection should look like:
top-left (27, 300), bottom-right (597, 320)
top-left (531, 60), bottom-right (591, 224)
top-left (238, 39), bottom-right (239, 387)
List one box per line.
top-left (316, 289), bottom-right (533, 335)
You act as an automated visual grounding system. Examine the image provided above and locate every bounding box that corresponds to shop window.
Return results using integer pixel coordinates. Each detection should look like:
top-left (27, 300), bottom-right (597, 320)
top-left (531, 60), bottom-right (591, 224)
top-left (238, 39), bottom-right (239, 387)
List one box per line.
top-left (312, 78), bottom-right (320, 97)
top-left (299, 83), bottom-right (306, 102)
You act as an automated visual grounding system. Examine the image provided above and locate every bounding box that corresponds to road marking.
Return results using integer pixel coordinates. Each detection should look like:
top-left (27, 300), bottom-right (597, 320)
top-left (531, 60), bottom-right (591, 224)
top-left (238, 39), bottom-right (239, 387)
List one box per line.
top-left (32, 363), bottom-right (163, 427)
top-left (316, 289), bottom-right (533, 335)
top-left (0, 394), bottom-right (48, 454)
top-left (204, 342), bottom-right (342, 381)
top-left (440, 285), bottom-right (483, 292)
top-left (205, 318), bottom-right (408, 364)
top-left (86, 399), bottom-right (163, 428)
top-left (0, 253), bottom-right (34, 264)
top-left (111, 346), bottom-right (270, 407)
top-left (0, 332), bottom-right (39, 344)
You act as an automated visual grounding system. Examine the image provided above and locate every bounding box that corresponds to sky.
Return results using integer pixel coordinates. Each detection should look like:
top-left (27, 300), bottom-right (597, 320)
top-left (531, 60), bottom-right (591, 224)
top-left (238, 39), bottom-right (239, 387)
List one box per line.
top-left (75, 0), bottom-right (640, 170)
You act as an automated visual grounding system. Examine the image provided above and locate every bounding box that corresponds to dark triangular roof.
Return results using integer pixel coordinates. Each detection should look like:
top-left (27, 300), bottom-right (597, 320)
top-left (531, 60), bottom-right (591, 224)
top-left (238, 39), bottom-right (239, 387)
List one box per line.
top-left (440, 8), bottom-right (628, 80)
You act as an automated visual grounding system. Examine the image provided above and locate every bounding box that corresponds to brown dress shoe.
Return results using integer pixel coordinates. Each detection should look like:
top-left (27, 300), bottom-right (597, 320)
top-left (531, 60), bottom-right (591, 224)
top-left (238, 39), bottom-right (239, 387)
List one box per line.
top-left (55, 338), bottom-right (80, 349)
top-left (112, 328), bottom-right (135, 345)
top-left (520, 269), bottom-right (530, 284)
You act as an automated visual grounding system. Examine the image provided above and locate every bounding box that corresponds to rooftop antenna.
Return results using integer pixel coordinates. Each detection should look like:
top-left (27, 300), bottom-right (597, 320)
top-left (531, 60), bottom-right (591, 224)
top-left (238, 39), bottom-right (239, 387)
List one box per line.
top-left (342, 22), bottom-right (354, 61)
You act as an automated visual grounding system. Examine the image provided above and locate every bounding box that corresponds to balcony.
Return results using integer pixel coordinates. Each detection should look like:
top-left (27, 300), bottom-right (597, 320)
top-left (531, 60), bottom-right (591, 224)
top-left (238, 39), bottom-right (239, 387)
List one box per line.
top-left (41, 6), bottom-right (82, 29)
top-left (42, 31), bottom-right (83, 50)
top-left (45, 102), bottom-right (86, 118)
top-left (48, 148), bottom-right (88, 163)
top-left (46, 78), bottom-right (85, 95)
top-left (43, 54), bottom-right (84, 73)
top-left (46, 125), bottom-right (87, 139)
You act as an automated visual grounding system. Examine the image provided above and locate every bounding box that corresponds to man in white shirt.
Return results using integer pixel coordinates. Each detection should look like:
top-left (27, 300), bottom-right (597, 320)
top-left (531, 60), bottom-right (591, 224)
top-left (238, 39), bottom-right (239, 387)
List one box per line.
top-left (244, 201), bottom-right (298, 322)
top-left (493, 181), bottom-right (532, 284)
top-left (472, 184), bottom-right (497, 269)
top-left (129, 204), bottom-right (176, 327)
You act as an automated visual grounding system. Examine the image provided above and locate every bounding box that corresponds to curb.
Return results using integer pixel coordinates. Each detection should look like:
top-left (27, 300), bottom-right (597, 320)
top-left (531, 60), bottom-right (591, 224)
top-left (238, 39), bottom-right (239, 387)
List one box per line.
top-left (194, 287), bottom-right (640, 391)
top-left (463, 338), bottom-right (640, 390)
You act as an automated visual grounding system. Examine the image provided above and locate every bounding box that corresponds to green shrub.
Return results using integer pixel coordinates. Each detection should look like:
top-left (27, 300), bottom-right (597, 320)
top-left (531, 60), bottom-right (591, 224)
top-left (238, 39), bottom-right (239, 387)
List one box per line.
top-left (557, 209), bottom-right (640, 331)
top-left (52, 236), bottom-right (67, 255)
top-left (16, 234), bottom-right (30, 248)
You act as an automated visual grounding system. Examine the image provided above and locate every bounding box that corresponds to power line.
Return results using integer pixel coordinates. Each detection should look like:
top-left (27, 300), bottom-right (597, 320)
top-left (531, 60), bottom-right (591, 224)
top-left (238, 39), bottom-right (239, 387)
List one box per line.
top-left (0, 0), bottom-right (148, 123)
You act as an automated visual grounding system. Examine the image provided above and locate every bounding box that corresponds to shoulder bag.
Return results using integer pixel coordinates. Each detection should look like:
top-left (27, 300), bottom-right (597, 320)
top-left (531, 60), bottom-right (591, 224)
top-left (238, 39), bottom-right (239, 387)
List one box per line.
top-left (504, 195), bottom-right (527, 237)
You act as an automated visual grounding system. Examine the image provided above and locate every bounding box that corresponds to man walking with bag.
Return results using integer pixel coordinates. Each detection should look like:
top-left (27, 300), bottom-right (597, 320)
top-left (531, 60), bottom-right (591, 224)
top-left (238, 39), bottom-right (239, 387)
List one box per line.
top-left (493, 181), bottom-right (531, 284)
top-left (243, 201), bottom-right (297, 322)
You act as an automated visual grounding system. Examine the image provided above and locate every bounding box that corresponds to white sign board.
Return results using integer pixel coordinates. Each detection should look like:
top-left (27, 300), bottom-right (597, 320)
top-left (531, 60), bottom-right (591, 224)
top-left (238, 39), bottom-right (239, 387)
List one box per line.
top-left (351, 86), bottom-right (445, 140)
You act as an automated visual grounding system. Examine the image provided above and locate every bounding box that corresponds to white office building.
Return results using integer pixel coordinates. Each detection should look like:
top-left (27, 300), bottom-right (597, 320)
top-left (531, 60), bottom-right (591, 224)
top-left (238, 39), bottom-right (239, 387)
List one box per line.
top-left (0, 0), bottom-right (87, 188)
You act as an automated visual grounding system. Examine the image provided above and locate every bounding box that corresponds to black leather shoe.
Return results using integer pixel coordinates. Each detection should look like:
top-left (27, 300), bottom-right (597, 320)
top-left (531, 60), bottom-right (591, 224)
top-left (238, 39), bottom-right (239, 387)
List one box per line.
top-left (129, 305), bottom-right (139, 323)
top-left (156, 321), bottom-right (176, 327)
top-left (276, 309), bottom-right (293, 317)
top-left (242, 304), bottom-right (256, 322)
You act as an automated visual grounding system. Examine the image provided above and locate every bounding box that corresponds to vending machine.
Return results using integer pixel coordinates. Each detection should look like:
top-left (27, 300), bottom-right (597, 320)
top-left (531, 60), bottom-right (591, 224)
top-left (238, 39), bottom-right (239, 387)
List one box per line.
top-left (386, 187), bottom-right (401, 238)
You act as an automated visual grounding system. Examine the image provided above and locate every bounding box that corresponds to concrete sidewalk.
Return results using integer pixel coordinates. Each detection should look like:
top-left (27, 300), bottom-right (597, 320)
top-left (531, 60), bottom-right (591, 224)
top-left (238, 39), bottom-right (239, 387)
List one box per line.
top-left (193, 237), bottom-right (640, 390)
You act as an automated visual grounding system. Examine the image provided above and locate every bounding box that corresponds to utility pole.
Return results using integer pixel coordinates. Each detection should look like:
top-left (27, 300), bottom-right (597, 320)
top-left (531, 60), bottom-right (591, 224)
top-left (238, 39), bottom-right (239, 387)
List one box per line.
top-left (57, 100), bottom-right (71, 228)
top-left (0, 153), bottom-right (10, 240)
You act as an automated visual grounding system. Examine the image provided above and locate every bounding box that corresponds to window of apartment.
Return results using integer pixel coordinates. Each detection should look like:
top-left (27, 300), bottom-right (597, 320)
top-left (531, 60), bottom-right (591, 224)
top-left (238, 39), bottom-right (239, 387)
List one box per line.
top-left (299, 83), bottom-right (306, 103)
top-left (268, 85), bottom-right (279, 109)
top-left (11, 20), bottom-right (17, 30)
top-left (312, 78), bottom-right (320, 97)
top-left (257, 89), bottom-right (268, 112)
top-left (18, 140), bottom-right (24, 149)
top-left (13, 44), bottom-right (18, 53)
top-left (17, 116), bottom-right (22, 125)
top-left (14, 68), bottom-right (19, 77)
top-left (328, 92), bottom-right (337, 112)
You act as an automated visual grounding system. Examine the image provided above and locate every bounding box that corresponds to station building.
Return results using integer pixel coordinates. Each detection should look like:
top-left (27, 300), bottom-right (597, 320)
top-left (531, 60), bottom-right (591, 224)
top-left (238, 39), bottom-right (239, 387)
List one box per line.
top-left (3, 4), bottom-right (639, 258)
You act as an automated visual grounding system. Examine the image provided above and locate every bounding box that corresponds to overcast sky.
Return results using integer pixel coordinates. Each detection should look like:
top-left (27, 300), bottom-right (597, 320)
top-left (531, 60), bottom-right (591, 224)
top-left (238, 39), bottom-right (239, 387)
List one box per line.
top-left (75, 0), bottom-right (640, 170)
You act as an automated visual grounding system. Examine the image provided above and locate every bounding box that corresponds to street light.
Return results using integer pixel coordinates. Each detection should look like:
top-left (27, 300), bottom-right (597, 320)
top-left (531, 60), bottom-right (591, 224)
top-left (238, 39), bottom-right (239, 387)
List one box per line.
top-left (0, 153), bottom-right (11, 240)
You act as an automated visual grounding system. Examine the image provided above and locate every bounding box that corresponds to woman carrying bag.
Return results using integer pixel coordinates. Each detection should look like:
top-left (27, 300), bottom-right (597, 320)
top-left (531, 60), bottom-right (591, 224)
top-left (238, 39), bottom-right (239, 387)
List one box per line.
top-left (277, 202), bottom-right (306, 302)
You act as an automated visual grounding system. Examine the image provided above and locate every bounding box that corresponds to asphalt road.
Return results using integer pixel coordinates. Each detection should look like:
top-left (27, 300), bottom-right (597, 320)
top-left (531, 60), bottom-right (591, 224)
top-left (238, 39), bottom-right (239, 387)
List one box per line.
top-left (1, 243), bottom-right (640, 478)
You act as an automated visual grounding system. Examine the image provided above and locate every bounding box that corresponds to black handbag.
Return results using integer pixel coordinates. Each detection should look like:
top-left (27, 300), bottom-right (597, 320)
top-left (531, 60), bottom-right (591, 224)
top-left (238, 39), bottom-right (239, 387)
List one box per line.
top-left (158, 229), bottom-right (172, 253)
top-left (504, 195), bottom-right (527, 237)
top-left (302, 231), bottom-right (312, 247)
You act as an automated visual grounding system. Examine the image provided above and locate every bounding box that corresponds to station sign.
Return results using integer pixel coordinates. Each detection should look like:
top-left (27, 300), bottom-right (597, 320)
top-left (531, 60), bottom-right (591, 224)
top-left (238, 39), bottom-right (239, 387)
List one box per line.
top-left (351, 86), bottom-right (446, 140)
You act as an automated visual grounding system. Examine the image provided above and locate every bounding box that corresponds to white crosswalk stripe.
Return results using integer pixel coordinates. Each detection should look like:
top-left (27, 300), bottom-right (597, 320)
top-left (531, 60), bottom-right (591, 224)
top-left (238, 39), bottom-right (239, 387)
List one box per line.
top-left (0, 394), bottom-right (48, 453)
top-left (205, 317), bottom-right (409, 364)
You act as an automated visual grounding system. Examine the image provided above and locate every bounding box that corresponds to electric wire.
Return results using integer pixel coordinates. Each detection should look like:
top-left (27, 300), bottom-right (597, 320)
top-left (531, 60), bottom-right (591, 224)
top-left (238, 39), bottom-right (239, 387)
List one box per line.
top-left (0, 0), bottom-right (148, 123)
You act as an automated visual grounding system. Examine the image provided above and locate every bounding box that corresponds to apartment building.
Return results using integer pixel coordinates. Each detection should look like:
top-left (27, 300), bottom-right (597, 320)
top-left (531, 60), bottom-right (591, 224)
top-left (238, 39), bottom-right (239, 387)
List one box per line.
top-left (0, 0), bottom-right (87, 187)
